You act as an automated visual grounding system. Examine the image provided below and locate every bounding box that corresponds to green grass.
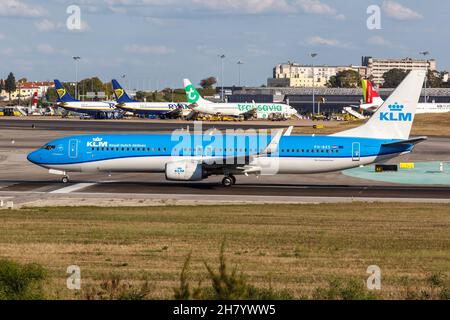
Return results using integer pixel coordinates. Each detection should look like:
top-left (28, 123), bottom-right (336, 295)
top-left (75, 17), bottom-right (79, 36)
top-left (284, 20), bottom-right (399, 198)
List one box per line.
top-left (0, 203), bottom-right (449, 299)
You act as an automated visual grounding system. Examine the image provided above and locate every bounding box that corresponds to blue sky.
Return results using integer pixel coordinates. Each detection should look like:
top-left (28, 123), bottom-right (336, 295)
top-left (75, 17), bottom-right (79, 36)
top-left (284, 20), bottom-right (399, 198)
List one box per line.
top-left (0, 0), bottom-right (447, 90)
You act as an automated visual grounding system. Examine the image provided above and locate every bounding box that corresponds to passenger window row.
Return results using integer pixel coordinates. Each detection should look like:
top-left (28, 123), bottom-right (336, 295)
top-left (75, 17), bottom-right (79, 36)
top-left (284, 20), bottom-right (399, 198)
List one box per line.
top-left (281, 149), bottom-right (339, 153)
top-left (91, 147), bottom-right (167, 152)
top-left (90, 146), bottom-right (340, 154)
top-left (175, 147), bottom-right (264, 153)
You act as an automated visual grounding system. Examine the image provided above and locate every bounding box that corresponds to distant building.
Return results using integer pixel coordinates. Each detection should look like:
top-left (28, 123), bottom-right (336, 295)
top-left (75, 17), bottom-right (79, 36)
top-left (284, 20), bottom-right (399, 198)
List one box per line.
top-left (362, 56), bottom-right (437, 86)
top-left (0, 81), bottom-right (54, 101)
top-left (267, 62), bottom-right (368, 88)
top-left (234, 86), bottom-right (450, 113)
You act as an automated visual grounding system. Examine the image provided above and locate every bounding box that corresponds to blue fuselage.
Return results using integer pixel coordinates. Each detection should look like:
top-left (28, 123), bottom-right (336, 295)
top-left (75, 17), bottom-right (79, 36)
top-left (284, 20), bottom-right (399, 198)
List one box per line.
top-left (27, 134), bottom-right (413, 176)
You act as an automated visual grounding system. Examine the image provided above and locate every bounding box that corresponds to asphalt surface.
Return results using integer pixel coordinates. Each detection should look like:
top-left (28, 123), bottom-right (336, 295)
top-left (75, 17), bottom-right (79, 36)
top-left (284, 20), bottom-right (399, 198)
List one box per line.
top-left (0, 118), bottom-right (293, 132)
top-left (2, 180), bottom-right (450, 199)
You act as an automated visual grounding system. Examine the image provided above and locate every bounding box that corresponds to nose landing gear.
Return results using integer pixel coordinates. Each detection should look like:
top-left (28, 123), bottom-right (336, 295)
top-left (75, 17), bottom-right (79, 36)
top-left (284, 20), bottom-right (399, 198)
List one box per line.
top-left (62, 176), bottom-right (70, 184)
top-left (221, 175), bottom-right (236, 187)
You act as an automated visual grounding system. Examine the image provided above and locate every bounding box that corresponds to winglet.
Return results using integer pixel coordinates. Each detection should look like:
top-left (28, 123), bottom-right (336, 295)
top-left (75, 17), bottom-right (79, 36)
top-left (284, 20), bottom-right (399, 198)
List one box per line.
top-left (284, 126), bottom-right (294, 136)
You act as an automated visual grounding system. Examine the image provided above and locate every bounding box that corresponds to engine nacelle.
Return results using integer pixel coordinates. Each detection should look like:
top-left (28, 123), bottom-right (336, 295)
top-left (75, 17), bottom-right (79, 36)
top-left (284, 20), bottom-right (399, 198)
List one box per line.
top-left (165, 161), bottom-right (204, 181)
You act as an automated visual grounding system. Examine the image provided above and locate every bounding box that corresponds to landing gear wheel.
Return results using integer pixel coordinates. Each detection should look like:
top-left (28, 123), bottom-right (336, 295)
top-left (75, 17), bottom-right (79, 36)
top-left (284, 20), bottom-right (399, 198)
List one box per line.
top-left (222, 176), bottom-right (233, 187)
top-left (230, 175), bottom-right (236, 185)
top-left (62, 176), bottom-right (69, 184)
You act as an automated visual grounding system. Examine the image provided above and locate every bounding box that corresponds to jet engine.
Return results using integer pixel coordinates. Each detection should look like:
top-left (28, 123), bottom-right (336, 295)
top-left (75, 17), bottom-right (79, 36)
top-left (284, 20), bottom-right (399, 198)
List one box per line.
top-left (165, 161), bottom-right (204, 181)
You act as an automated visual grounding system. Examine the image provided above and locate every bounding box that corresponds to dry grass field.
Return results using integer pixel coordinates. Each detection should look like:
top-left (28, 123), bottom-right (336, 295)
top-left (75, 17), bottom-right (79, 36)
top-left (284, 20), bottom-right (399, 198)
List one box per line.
top-left (0, 203), bottom-right (449, 299)
top-left (292, 113), bottom-right (450, 136)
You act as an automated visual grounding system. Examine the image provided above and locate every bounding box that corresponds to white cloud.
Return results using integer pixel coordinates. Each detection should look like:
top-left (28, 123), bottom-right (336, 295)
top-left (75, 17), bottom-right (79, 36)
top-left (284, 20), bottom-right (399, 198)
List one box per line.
top-left (124, 44), bottom-right (175, 55)
top-left (191, 0), bottom-right (292, 14)
top-left (0, 0), bottom-right (47, 18)
top-left (69, 0), bottom-right (341, 17)
top-left (307, 36), bottom-right (340, 46)
top-left (367, 35), bottom-right (391, 46)
top-left (295, 0), bottom-right (335, 15)
top-left (35, 19), bottom-right (56, 32)
top-left (36, 43), bottom-right (55, 54)
top-left (382, 1), bottom-right (423, 21)
top-left (334, 13), bottom-right (346, 21)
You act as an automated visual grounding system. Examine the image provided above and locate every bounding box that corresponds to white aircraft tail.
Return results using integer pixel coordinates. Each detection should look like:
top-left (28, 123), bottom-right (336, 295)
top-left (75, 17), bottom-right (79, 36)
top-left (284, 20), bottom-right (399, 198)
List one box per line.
top-left (183, 79), bottom-right (210, 106)
top-left (333, 70), bottom-right (425, 140)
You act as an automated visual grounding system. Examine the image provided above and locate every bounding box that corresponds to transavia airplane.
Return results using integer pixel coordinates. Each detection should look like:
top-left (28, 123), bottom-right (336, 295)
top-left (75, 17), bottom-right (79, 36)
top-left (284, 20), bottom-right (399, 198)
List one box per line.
top-left (183, 79), bottom-right (298, 119)
top-left (28, 71), bottom-right (426, 187)
top-left (111, 79), bottom-right (191, 118)
top-left (359, 79), bottom-right (450, 114)
top-left (54, 80), bottom-right (119, 119)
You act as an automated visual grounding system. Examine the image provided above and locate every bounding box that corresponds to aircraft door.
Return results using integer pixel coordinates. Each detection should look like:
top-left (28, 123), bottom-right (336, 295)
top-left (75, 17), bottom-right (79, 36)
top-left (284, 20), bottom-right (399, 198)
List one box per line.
top-left (352, 142), bottom-right (360, 161)
top-left (69, 139), bottom-right (78, 158)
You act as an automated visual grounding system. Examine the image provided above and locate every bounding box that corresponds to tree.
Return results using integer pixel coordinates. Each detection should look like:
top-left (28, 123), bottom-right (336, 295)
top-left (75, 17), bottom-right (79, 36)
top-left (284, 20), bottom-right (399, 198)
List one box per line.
top-left (135, 91), bottom-right (146, 101)
top-left (45, 87), bottom-right (58, 103)
top-left (327, 70), bottom-right (361, 88)
top-left (78, 77), bottom-right (105, 97)
top-left (381, 69), bottom-right (408, 88)
top-left (4, 72), bottom-right (17, 102)
top-left (427, 70), bottom-right (443, 88)
top-left (0, 79), bottom-right (4, 93)
top-left (200, 77), bottom-right (217, 89)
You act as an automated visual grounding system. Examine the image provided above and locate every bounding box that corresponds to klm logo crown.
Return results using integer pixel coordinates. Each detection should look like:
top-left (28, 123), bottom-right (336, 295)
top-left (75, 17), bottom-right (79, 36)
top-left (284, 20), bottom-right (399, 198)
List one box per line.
top-left (388, 102), bottom-right (404, 112)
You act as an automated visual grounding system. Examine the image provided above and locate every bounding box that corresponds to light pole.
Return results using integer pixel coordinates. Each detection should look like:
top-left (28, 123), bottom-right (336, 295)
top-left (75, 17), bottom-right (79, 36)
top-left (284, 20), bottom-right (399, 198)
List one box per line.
top-left (237, 60), bottom-right (244, 87)
top-left (310, 53), bottom-right (318, 114)
top-left (219, 54), bottom-right (225, 102)
top-left (73, 56), bottom-right (81, 100)
top-left (419, 51), bottom-right (429, 103)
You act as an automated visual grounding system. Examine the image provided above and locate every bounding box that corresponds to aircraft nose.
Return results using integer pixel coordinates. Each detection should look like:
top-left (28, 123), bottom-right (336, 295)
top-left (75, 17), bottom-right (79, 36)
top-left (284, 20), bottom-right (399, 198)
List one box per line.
top-left (27, 150), bottom-right (41, 164)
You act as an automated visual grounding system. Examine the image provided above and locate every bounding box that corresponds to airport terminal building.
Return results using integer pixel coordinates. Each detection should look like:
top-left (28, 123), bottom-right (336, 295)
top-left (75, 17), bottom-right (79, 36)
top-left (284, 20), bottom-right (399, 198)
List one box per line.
top-left (227, 87), bottom-right (450, 114)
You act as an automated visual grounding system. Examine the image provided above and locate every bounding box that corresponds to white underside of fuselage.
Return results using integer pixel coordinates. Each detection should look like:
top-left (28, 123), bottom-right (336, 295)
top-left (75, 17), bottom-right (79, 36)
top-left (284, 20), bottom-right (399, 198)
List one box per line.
top-left (39, 153), bottom-right (403, 176)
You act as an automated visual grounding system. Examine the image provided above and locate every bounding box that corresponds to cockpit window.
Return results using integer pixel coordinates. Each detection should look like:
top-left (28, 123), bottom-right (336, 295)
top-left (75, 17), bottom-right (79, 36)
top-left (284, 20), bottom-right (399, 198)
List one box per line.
top-left (42, 145), bottom-right (56, 150)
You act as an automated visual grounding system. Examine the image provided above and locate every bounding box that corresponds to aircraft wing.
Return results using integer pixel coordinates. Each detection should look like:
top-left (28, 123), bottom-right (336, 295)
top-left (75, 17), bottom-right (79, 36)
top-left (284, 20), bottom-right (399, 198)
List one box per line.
top-left (163, 107), bottom-right (183, 118)
top-left (196, 127), bottom-right (289, 175)
top-left (382, 136), bottom-right (427, 147)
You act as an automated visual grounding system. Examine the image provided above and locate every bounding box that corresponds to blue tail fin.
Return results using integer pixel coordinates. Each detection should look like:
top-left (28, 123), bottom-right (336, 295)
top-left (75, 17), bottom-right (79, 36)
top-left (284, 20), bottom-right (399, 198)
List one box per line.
top-left (54, 79), bottom-right (78, 102)
top-left (112, 79), bottom-right (135, 103)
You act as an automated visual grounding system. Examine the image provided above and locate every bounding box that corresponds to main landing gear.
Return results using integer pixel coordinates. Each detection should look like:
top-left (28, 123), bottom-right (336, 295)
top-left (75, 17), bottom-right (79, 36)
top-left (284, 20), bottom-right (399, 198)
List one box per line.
top-left (221, 175), bottom-right (236, 187)
top-left (62, 176), bottom-right (70, 184)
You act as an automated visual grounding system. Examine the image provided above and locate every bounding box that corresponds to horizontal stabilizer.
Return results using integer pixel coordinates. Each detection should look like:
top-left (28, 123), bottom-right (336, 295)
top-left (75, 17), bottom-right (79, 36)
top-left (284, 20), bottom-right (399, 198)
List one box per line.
top-left (382, 136), bottom-right (427, 147)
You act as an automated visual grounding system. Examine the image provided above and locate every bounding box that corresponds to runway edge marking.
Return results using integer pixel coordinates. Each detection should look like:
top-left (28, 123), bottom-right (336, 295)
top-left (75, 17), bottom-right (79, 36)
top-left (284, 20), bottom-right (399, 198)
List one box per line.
top-left (50, 183), bottom-right (97, 194)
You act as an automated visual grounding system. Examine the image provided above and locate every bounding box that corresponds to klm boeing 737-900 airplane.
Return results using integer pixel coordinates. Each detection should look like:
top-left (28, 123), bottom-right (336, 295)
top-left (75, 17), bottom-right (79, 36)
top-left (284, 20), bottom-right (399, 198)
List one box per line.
top-left (28, 71), bottom-right (426, 186)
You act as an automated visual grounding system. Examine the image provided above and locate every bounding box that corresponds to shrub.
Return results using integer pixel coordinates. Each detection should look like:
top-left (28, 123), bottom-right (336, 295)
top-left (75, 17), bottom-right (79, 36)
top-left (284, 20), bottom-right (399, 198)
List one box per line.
top-left (83, 273), bottom-right (153, 300)
top-left (0, 259), bottom-right (47, 300)
top-left (174, 241), bottom-right (293, 300)
top-left (313, 278), bottom-right (379, 300)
